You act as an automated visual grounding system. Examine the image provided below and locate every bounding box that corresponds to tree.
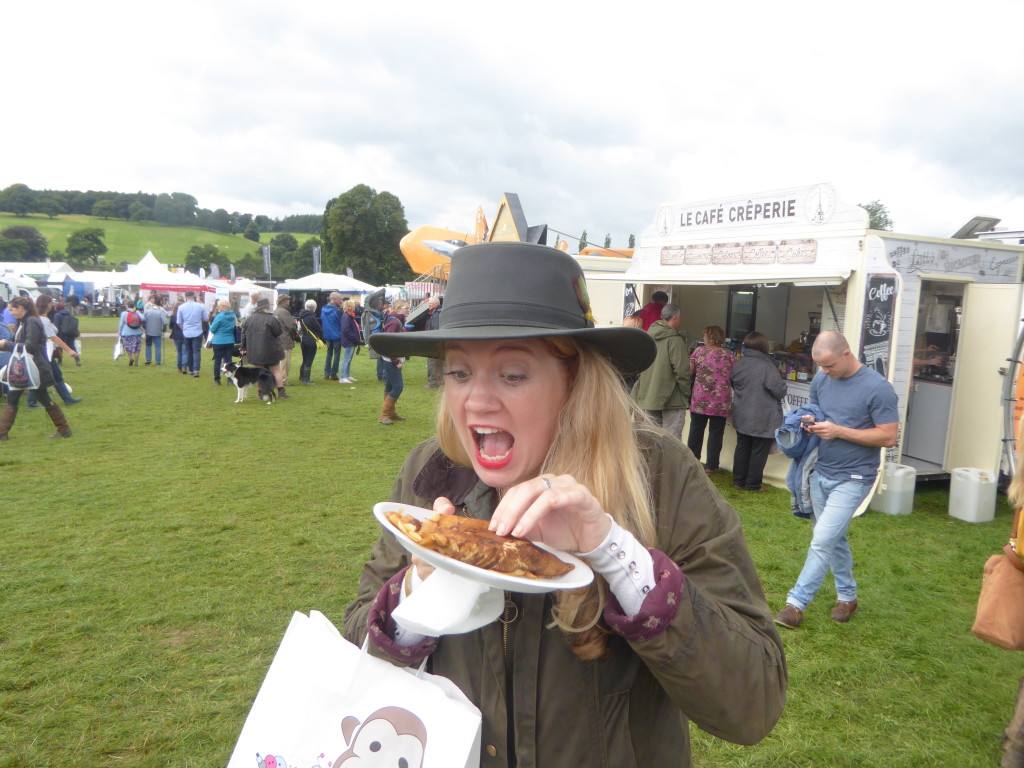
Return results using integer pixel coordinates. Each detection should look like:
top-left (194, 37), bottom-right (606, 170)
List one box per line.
top-left (93, 200), bottom-right (117, 219)
top-left (243, 221), bottom-right (260, 242)
top-left (65, 228), bottom-right (108, 268)
top-left (322, 184), bottom-right (411, 285)
top-left (270, 233), bottom-right (298, 252)
top-left (603, 233), bottom-right (612, 248)
top-left (1, 184), bottom-right (37, 217)
top-left (578, 229), bottom-right (588, 253)
top-left (628, 234), bottom-right (635, 248)
top-left (1, 226), bottom-right (48, 260)
top-left (185, 243), bottom-right (229, 276)
top-left (129, 201), bottom-right (151, 223)
top-left (859, 200), bottom-right (894, 231)
top-left (37, 196), bottom-right (64, 219)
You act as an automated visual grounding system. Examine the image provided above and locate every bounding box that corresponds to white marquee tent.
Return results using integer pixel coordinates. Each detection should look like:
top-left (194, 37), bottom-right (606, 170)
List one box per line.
top-left (276, 272), bottom-right (377, 295)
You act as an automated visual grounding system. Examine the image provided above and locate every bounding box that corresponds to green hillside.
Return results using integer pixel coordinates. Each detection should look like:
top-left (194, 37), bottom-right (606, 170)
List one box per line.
top-left (0, 213), bottom-right (313, 266)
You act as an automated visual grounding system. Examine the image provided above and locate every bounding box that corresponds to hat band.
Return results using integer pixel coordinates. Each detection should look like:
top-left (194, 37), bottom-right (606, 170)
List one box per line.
top-left (440, 300), bottom-right (591, 331)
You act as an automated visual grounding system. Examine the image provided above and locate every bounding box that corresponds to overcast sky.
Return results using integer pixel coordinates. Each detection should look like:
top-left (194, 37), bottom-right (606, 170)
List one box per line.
top-left (5, 0), bottom-right (1022, 248)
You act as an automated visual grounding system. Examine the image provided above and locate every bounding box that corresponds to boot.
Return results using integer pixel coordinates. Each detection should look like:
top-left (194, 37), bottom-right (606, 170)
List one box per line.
top-left (0, 403), bottom-right (17, 440)
top-left (385, 395), bottom-right (406, 422)
top-left (55, 381), bottom-right (82, 405)
top-left (277, 386), bottom-right (291, 400)
top-left (379, 397), bottom-right (393, 425)
top-left (44, 403), bottom-right (72, 438)
top-left (301, 365), bottom-right (315, 385)
top-left (1002, 676), bottom-right (1024, 767)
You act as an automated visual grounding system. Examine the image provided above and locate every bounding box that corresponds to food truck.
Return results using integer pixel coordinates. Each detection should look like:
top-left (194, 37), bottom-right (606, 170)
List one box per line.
top-left (585, 183), bottom-right (1024, 485)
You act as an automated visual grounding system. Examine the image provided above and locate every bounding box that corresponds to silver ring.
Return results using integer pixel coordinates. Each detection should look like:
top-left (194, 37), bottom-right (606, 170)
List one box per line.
top-left (540, 477), bottom-right (553, 490)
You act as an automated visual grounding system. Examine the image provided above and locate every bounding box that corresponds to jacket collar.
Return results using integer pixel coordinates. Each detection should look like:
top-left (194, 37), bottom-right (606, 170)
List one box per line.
top-left (412, 448), bottom-right (485, 508)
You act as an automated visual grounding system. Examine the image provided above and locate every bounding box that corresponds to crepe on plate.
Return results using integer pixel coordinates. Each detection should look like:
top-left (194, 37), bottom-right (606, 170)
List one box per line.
top-left (386, 511), bottom-right (574, 580)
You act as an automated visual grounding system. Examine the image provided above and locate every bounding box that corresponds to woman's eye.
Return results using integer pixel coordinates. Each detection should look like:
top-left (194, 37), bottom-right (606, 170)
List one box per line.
top-left (502, 374), bottom-right (527, 384)
top-left (444, 369), bottom-right (470, 382)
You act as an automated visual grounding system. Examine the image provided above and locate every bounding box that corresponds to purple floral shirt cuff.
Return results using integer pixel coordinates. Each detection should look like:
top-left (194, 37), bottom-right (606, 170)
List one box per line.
top-left (366, 567), bottom-right (439, 663)
top-left (604, 549), bottom-right (685, 642)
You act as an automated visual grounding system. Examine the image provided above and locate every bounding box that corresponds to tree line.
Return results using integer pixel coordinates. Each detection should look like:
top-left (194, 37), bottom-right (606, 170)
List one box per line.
top-left (0, 183), bottom-right (415, 285)
top-left (0, 183), bottom-right (321, 235)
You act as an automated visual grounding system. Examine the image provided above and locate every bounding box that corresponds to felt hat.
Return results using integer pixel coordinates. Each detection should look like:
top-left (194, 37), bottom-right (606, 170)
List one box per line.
top-left (369, 242), bottom-right (656, 374)
top-left (255, 297), bottom-right (271, 311)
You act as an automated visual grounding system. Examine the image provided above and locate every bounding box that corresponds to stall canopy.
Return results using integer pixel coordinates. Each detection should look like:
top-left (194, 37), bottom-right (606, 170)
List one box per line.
top-left (276, 272), bottom-right (377, 294)
top-left (116, 252), bottom-right (211, 292)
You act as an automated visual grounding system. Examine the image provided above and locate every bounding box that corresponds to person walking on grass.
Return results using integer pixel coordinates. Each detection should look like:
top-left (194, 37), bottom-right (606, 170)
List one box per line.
top-left (774, 330), bottom-right (898, 630)
top-left (118, 300), bottom-right (146, 367)
top-left (142, 296), bottom-right (168, 365)
top-left (631, 303), bottom-right (691, 442)
top-left (377, 301), bottom-right (408, 425)
top-left (321, 292), bottom-right (344, 380)
top-left (240, 298), bottom-right (289, 399)
top-left (338, 299), bottom-right (361, 384)
top-left (176, 291), bottom-right (209, 377)
top-left (687, 324), bottom-right (733, 474)
top-left (297, 299), bottom-right (324, 386)
top-left (730, 331), bottom-right (786, 492)
top-left (273, 295), bottom-right (300, 386)
top-left (0, 297), bottom-right (73, 439)
top-left (208, 300), bottom-right (239, 385)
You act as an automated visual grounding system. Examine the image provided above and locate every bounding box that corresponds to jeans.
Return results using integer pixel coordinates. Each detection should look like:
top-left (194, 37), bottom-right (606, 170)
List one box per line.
top-left (381, 360), bottom-right (404, 400)
top-left (786, 473), bottom-right (874, 610)
top-left (732, 433), bottom-right (773, 490)
top-left (687, 413), bottom-right (726, 469)
top-left (300, 342), bottom-right (318, 377)
top-left (174, 338), bottom-right (187, 369)
top-left (212, 344), bottom-right (235, 381)
top-left (324, 340), bottom-right (342, 377)
top-left (340, 345), bottom-right (356, 379)
top-left (646, 408), bottom-right (686, 442)
top-left (145, 334), bottom-right (162, 364)
top-left (184, 335), bottom-right (203, 373)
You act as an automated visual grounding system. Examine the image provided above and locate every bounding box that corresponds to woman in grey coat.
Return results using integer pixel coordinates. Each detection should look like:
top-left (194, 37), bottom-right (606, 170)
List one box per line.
top-left (730, 331), bottom-right (788, 491)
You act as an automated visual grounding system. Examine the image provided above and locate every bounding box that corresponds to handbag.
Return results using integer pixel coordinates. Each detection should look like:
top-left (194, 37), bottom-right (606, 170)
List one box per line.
top-left (972, 506), bottom-right (1024, 650)
top-left (113, 338), bottom-right (124, 361)
top-left (227, 611), bottom-right (481, 768)
top-left (1, 339), bottom-right (40, 390)
top-left (302, 319), bottom-right (326, 350)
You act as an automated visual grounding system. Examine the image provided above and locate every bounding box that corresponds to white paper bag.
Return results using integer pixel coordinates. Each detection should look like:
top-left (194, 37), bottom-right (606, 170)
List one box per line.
top-left (227, 611), bottom-right (481, 768)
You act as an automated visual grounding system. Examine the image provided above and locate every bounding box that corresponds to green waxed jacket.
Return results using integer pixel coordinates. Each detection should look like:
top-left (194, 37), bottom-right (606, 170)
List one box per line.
top-left (631, 320), bottom-right (692, 411)
top-left (343, 429), bottom-right (787, 768)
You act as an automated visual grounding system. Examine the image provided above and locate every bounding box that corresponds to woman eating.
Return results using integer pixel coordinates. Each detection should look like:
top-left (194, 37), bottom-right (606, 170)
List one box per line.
top-left (343, 242), bottom-right (786, 767)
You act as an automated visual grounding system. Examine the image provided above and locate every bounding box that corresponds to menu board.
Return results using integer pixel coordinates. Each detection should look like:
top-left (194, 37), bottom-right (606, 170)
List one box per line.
top-left (860, 274), bottom-right (897, 378)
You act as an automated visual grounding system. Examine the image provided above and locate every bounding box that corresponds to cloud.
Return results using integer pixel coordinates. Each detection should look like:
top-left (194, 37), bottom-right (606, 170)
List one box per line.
top-left (4, 0), bottom-right (1023, 247)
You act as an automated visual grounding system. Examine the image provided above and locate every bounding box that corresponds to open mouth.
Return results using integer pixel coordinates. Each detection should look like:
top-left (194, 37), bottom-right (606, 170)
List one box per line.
top-left (473, 426), bottom-right (514, 469)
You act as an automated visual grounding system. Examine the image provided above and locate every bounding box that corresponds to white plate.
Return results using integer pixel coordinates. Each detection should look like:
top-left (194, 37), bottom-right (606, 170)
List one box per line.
top-left (373, 502), bottom-right (593, 594)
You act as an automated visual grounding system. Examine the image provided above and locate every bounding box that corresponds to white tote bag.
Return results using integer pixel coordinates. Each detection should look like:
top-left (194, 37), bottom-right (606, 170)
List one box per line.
top-left (113, 339), bottom-right (124, 360)
top-left (227, 611), bottom-right (481, 768)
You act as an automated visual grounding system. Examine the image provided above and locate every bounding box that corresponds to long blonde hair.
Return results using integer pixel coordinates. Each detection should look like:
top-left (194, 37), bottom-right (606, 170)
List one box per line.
top-left (1009, 417), bottom-right (1024, 508)
top-left (436, 337), bottom-right (656, 658)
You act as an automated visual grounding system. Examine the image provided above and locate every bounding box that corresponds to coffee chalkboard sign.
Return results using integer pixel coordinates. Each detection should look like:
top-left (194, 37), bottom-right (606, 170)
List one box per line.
top-left (860, 274), bottom-right (897, 378)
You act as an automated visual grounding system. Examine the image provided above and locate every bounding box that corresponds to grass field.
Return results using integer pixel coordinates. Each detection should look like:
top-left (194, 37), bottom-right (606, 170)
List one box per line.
top-left (0, 213), bottom-right (315, 267)
top-left (1, 333), bottom-right (1020, 767)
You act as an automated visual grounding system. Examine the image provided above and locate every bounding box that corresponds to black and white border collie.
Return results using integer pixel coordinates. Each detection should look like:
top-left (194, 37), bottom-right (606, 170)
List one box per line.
top-left (222, 362), bottom-right (278, 404)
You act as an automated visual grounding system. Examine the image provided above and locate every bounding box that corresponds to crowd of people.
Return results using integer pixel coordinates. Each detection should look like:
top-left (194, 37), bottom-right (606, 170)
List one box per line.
top-left (627, 296), bottom-right (788, 494)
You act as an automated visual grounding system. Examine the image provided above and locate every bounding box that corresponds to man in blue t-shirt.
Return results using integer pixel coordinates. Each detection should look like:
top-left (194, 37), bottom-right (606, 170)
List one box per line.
top-left (775, 330), bottom-right (898, 630)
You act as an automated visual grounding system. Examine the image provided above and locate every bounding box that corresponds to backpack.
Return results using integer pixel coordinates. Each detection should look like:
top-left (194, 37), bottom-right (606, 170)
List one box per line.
top-left (59, 313), bottom-right (79, 339)
top-left (126, 310), bottom-right (142, 329)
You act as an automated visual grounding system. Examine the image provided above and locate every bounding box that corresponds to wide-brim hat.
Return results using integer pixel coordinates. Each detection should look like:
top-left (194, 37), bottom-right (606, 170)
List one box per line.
top-left (255, 297), bottom-right (271, 311)
top-left (369, 242), bottom-right (656, 374)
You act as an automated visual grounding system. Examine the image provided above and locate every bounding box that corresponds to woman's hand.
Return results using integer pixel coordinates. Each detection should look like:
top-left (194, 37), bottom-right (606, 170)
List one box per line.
top-left (489, 475), bottom-right (612, 554)
top-left (411, 496), bottom-right (457, 580)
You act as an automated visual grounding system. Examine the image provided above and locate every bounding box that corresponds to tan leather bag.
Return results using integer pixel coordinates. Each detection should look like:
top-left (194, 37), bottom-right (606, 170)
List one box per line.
top-left (972, 507), bottom-right (1024, 650)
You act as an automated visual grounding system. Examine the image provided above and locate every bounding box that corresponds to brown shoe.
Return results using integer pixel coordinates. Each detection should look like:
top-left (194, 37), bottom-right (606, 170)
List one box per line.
top-left (829, 600), bottom-right (858, 623)
top-left (774, 604), bottom-right (803, 629)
